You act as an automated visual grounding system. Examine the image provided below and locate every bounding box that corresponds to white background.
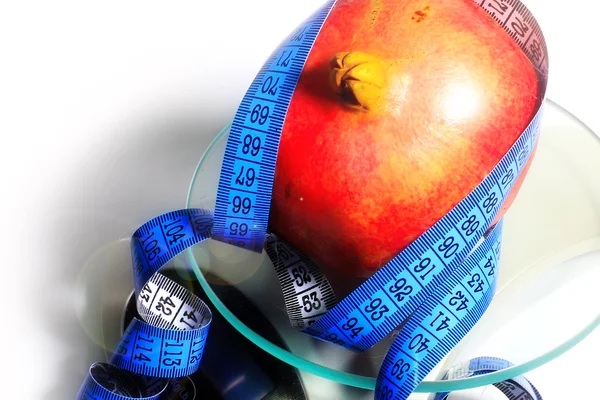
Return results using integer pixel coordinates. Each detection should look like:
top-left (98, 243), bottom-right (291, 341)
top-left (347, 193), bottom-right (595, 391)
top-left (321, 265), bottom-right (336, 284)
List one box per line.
top-left (1, 0), bottom-right (598, 399)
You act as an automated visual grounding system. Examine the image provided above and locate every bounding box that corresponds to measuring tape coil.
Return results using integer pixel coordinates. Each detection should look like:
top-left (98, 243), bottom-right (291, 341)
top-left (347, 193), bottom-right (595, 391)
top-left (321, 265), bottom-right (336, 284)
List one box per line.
top-left (77, 209), bottom-right (213, 399)
top-left (431, 357), bottom-right (543, 400)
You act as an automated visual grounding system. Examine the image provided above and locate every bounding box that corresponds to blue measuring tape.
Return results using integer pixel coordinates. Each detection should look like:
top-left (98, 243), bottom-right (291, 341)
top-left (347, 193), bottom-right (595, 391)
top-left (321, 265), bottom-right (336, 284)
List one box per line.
top-left (77, 0), bottom-right (550, 398)
top-left (431, 357), bottom-right (543, 400)
top-left (77, 209), bottom-right (213, 399)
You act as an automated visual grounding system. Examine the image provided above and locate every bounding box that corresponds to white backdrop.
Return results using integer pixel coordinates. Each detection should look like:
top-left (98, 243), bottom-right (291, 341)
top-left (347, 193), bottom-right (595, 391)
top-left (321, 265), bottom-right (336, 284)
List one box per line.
top-left (0, 0), bottom-right (598, 399)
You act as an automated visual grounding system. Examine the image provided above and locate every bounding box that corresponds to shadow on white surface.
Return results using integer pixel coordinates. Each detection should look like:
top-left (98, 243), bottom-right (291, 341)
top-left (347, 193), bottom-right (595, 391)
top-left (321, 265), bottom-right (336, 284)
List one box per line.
top-left (37, 109), bottom-right (228, 398)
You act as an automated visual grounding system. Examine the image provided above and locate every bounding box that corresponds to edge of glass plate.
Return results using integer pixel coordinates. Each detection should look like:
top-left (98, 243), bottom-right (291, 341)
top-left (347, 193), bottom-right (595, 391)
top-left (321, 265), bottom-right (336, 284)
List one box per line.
top-left (184, 99), bottom-right (600, 392)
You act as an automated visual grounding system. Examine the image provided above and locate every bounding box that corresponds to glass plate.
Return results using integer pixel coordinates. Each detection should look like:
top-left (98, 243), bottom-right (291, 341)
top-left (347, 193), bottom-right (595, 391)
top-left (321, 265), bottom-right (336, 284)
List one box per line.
top-left (184, 99), bottom-right (600, 393)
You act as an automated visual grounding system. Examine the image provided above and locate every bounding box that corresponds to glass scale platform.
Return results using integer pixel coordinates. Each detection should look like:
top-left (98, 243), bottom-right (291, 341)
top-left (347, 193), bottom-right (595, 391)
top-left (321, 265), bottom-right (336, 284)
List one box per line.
top-left (181, 99), bottom-right (600, 398)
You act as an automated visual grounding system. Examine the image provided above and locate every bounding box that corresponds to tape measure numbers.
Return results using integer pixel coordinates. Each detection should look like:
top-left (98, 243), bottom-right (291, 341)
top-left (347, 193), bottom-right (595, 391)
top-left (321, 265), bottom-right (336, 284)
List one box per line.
top-left (211, 0), bottom-right (337, 253)
top-left (77, 209), bottom-right (213, 399)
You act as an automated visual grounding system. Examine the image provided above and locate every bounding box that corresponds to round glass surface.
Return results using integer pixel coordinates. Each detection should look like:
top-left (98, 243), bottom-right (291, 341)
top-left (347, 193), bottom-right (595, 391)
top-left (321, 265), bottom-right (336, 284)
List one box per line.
top-left (184, 99), bottom-right (600, 393)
